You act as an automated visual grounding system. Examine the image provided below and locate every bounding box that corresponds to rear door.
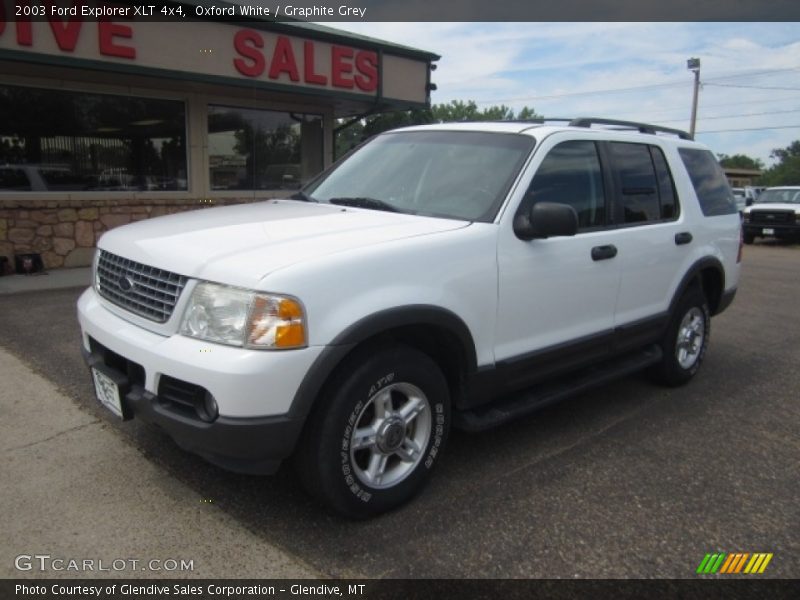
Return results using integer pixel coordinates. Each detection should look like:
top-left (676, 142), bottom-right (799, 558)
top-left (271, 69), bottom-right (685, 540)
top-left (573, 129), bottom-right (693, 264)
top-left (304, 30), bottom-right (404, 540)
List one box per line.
top-left (604, 141), bottom-right (686, 350)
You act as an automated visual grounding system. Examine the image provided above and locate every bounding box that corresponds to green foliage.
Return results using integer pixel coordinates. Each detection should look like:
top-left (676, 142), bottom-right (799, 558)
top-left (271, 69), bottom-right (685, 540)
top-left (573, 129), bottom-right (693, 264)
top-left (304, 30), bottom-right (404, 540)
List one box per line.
top-left (759, 140), bottom-right (800, 186)
top-left (334, 101), bottom-right (540, 159)
top-left (717, 153), bottom-right (764, 171)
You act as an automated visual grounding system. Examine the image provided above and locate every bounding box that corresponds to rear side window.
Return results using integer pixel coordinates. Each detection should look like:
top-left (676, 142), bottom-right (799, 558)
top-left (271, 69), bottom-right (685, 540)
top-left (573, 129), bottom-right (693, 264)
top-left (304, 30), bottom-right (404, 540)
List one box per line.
top-left (608, 142), bottom-right (682, 224)
top-left (609, 143), bottom-right (660, 223)
top-left (678, 148), bottom-right (737, 216)
top-left (651, 147), bottom-right (679, 219)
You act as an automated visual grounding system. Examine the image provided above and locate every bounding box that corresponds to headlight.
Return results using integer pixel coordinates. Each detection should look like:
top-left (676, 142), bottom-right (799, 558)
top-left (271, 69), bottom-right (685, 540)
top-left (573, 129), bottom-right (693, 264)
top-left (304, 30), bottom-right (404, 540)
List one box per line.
top-left (743, 212), bottom-right (750, 222)
top-left (180, 282), bottom-right (306, 349)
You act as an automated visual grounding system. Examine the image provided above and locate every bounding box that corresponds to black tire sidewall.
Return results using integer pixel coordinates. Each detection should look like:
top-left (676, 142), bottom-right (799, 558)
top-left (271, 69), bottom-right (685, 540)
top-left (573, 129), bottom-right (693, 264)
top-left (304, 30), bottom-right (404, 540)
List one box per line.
top-left (658, 288), bottom-right (711, 386)
top-left (305, 345), bottom-right (450, 518)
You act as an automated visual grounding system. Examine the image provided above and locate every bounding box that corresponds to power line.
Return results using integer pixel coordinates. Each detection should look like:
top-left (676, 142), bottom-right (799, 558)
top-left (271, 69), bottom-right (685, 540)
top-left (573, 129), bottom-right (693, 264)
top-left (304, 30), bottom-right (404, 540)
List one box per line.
top-left (657, 107), bottom-right (800, 124)
top-left (697, 124), bottom-right (800, 134)
top-left (470, 65), bottom-right (800, 105)
top-left (704, 83), bottom-right (800, 91)
top-left (703, 66), bottom-right (800, 83)
top-left (600, 95), bottom-right (800, 120)
top-left (473, 81), bottom-right (686, 104)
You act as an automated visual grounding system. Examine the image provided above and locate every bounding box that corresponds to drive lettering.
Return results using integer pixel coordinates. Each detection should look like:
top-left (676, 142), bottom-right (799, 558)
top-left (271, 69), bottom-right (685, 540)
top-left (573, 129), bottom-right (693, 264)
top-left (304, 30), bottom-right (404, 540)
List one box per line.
top-left (0, 2), bottom-right (136, 59)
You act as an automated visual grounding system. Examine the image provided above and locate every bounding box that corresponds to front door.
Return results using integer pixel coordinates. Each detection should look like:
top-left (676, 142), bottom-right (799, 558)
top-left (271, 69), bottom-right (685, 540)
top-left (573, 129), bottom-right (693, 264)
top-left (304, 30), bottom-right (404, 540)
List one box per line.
top-left (495, 138), bottom-right (621, 390)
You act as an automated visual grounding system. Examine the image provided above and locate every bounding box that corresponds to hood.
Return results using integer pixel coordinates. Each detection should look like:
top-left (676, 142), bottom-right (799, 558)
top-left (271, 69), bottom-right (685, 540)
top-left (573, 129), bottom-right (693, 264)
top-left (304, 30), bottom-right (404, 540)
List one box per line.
top-left (746, 203), bottom-right (800, 213)
top-left (98, 199), bottom-right (469, 288)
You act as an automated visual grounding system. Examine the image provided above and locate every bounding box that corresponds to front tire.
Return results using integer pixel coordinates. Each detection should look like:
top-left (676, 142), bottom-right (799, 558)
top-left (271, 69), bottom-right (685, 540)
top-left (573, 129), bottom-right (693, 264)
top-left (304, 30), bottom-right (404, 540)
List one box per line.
top-left (743, 232), bottom-right (755, 245)
top-left (649, 286), bottom-right (710, 386)
top-left (294, 344), bottom-right (450, 518)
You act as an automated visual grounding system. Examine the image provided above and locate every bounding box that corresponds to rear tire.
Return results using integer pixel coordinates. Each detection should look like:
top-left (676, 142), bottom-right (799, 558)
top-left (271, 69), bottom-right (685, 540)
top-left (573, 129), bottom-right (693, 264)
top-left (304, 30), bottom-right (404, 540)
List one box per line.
top-left (294, 344), bottom-right (450, 518)
top-left (649, 286), bottom-right (710, 387)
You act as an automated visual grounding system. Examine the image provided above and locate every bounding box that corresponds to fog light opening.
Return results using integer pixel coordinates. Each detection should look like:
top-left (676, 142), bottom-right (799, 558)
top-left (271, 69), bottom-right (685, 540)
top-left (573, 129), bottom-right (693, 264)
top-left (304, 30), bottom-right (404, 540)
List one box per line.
top-left (199, 391), bottom-right (219, 422)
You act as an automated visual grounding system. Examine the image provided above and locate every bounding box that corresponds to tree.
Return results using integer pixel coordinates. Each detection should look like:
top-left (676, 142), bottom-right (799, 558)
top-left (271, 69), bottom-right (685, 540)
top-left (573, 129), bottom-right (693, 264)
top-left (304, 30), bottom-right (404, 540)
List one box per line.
top-left (759, 140), bottom-right (800, 186)
top-left (717, 153), bottom-right (764, 171)
top-left (334, 101), bottom-right (540, 159)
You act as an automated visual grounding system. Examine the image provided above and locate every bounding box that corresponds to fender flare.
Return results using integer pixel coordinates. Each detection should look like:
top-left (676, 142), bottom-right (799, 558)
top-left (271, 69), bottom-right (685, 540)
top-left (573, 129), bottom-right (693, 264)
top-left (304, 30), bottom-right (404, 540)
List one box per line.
top-left (287, 305), bottom-right (478, 421)
top-left (668, 257), bottom-right (726, 316)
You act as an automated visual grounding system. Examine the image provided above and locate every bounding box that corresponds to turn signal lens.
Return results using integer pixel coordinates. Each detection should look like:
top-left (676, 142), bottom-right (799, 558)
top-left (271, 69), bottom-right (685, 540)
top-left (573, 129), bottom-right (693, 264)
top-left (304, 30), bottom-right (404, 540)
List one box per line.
top-left (247, 296), bottom-right (306, 349)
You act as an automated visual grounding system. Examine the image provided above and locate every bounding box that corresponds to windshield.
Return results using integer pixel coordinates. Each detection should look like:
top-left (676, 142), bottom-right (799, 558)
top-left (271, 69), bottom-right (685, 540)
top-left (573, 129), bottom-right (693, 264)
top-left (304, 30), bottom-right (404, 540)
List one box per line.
top-left (756, 189), bottom-right (800, 204)
top-left (304, 130), bottom-right (536, 222)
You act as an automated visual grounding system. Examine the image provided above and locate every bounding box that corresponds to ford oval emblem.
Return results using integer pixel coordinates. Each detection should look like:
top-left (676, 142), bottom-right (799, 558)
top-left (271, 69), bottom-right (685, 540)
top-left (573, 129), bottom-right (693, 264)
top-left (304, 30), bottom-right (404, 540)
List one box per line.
top-left (118, 275), bottom-right (135, 293)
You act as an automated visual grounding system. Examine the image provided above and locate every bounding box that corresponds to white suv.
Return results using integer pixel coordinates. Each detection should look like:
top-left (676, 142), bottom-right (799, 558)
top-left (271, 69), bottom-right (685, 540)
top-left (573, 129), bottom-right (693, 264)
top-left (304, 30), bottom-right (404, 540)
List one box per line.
top-left (78, 118), bottom-right (741, 517)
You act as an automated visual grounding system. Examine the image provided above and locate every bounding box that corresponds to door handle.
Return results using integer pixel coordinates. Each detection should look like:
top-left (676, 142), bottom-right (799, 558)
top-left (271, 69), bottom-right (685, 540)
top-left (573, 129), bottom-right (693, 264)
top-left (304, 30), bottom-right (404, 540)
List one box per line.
top-left (591, 245), bottom-right (618, 261)
top-left (675, 232), bottom-right (693, 245)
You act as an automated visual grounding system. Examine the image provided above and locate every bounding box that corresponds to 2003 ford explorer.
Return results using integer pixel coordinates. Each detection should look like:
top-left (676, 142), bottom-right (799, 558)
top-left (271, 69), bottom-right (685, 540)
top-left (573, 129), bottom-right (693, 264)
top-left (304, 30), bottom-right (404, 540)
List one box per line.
top-left (78, 118), bottom-right (741, 517)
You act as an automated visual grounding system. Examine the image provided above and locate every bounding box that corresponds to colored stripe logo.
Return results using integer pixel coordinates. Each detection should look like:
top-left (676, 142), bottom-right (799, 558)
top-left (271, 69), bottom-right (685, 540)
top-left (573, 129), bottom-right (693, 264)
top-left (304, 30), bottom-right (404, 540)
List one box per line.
top-left (696, 553), bottom-right (773, 574)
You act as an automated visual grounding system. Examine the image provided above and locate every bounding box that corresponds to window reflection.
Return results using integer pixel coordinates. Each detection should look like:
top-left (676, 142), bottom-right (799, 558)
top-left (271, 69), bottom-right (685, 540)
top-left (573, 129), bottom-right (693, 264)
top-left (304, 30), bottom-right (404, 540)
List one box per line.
top-left (208, 106), bottom-right (323, 191)
top-left (0, 85), bottom-right (187, 192)
top-left (524, 140), bottom-right (606, 229)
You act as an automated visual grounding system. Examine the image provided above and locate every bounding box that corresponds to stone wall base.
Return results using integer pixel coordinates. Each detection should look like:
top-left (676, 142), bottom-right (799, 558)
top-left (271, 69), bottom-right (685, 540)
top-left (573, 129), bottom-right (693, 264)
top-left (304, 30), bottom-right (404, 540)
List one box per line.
top-left (0, 197), bottom-right (263, 273)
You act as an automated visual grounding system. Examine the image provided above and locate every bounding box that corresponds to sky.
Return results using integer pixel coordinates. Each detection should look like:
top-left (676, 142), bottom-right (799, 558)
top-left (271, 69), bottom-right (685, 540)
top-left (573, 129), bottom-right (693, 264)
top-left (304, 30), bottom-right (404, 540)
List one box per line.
top-left (330, 22), bottom-right (800, 168)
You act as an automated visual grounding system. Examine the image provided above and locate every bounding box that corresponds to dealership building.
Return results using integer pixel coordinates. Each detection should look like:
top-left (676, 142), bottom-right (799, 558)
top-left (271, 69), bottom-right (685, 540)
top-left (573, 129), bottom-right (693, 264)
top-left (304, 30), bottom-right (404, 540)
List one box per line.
top-left (0, 3), bottom-right (438, 271)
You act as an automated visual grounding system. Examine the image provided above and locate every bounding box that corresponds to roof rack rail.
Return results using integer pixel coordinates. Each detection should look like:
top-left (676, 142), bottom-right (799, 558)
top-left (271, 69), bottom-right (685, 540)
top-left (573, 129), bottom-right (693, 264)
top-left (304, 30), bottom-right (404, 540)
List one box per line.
top-left (515, 117), bottom-right (574, 123)
top-left (568, 117), bottom-right (693, 140)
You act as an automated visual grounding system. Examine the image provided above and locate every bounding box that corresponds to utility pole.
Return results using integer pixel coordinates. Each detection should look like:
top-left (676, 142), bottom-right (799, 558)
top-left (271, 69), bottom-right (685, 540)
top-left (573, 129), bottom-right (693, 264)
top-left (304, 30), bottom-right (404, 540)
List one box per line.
top-left (687, 57), bottom-right (701, 139)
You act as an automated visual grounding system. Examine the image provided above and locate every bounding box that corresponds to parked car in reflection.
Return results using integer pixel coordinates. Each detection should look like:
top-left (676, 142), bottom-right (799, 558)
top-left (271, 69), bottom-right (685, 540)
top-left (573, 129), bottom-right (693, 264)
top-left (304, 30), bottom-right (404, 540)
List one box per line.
top-left (0, 164), bottom-right (90, 191)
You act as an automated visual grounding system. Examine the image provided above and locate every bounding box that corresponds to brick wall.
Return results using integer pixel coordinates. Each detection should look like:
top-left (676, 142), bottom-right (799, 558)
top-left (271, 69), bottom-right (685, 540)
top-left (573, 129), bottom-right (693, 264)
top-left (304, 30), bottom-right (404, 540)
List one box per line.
top-left (0, 198), bottom-right (261, 272)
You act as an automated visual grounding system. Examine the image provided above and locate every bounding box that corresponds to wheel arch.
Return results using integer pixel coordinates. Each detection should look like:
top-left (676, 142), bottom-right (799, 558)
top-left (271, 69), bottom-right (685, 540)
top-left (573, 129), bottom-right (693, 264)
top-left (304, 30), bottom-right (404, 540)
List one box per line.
top-left (288, 305), bottom-right (478, 424)
top-left (669, 257), bottom-right (726, 317)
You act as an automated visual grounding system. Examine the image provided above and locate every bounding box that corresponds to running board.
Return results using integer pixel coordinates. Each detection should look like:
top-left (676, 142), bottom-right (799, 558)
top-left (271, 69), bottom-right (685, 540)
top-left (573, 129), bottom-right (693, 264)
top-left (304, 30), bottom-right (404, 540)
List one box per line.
top-left (454, 344), bottom-right (663, 432)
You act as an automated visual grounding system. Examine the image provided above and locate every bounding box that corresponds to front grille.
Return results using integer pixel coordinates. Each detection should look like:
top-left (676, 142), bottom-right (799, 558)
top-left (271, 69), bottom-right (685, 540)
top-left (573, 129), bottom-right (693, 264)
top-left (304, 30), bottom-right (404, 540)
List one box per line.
top-left (97, 251), bottom-right (188, 323)
top-left (749, 210), bottom-right (794, 224)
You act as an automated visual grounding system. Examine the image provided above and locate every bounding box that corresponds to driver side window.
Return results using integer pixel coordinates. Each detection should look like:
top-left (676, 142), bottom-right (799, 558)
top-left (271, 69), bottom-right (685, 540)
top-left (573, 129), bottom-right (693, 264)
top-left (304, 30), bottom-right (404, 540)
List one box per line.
top-left (520, 140), bottom-right (606, 230)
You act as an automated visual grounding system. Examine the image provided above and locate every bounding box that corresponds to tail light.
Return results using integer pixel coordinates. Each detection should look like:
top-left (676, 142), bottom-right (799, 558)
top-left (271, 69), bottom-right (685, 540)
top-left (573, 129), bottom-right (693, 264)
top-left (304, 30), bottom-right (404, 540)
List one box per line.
top-left (737, 225), bottom-right (743, 263)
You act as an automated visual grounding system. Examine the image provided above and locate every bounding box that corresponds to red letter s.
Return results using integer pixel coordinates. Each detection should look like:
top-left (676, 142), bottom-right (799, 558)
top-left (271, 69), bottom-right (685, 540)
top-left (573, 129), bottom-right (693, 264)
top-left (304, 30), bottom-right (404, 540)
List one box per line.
top-left (354, 51), bottom-right (378, 92)
top-left (233, 29), bottom-right (265, 77)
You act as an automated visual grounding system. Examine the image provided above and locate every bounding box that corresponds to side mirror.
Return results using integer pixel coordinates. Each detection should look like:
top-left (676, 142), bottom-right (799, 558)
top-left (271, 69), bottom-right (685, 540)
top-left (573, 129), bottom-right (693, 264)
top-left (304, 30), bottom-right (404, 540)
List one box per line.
top-left (513, 202), bottom-right (579, 241)
top-left (745, 198), bottom-right (753, 207)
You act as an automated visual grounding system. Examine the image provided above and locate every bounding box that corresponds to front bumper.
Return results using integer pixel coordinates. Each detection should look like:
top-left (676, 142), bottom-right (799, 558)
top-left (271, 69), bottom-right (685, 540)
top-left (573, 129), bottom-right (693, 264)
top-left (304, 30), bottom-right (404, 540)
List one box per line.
top-left (77, 288), bottom-right (324, 474)
top-left (743, 221), bottom-right (800, 237)
top-left (82, 345), bottom-right (302, 474)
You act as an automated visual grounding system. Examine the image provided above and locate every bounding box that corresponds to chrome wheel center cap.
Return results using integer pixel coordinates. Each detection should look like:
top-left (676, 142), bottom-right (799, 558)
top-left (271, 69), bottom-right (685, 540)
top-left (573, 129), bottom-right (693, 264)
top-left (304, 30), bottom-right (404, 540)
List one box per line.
top-left (377, 418), bottom-right (405, 454)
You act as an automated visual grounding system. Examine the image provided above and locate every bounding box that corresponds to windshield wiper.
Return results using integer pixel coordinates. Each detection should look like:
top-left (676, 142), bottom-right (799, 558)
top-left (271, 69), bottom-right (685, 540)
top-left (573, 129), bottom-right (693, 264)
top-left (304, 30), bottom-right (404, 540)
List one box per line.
top-left (289, 190), bottom-right (318, 202)
top-left (328, 197), bottom-right (399, 213)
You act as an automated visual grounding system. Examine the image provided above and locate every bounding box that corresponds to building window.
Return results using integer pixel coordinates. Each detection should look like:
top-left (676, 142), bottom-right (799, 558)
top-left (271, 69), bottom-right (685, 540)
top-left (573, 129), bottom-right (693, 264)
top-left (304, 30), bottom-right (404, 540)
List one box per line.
top-left (208, 106), bottom-right (323, 191)
top-left (0, 85), bottom-right (187, 192)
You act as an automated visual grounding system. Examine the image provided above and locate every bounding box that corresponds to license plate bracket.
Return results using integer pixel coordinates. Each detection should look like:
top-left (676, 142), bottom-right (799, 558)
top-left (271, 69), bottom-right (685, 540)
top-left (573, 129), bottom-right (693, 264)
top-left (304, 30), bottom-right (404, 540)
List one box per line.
top-left (91, 366), bottom-right (131, 420)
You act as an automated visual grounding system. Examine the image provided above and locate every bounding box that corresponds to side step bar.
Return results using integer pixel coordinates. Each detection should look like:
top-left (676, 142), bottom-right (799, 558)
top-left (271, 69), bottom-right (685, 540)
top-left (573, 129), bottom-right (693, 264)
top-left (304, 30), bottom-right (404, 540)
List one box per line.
top-left (454, 344), bottom-right (663, 432)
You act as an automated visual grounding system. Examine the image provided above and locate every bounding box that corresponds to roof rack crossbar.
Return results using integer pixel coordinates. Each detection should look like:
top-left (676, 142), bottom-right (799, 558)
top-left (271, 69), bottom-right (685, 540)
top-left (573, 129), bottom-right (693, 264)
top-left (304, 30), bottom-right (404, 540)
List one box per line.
top-left (568, 117), bottom-right (693, 140)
